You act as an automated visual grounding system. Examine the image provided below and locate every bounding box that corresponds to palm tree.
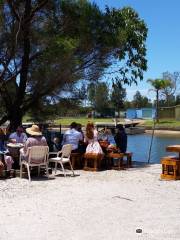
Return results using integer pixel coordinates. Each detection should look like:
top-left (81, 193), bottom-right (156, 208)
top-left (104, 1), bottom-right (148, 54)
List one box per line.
top-left (147, 78), bottom-right (172, 123)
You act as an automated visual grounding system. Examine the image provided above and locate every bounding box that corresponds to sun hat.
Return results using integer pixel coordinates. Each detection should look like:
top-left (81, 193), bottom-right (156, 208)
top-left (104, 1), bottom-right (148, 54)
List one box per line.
top-left (26, 125), bottom-right (42, 136)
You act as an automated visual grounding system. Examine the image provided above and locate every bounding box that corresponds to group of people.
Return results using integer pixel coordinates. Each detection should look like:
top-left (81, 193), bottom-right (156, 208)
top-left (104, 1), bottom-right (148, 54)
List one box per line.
top-left (61, 121), bottom-right (104, 154)
top-left (0, 121), bottom-right (128, 175)
top-left (62, 121), bottom-right (127, 155)
top-left (0, 125), bottom-right (47, 175)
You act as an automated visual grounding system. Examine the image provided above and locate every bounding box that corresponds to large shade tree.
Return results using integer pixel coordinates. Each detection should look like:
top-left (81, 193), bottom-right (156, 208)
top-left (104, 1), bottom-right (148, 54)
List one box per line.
top-left (0, 0), bottom-right (148, 130)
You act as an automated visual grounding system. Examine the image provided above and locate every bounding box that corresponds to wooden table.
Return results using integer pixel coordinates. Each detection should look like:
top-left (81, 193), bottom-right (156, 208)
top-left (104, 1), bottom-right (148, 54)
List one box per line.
top-left (166, 145), bottom-right (180, 159)
top-left (161, 145), bottom-right (180, 180)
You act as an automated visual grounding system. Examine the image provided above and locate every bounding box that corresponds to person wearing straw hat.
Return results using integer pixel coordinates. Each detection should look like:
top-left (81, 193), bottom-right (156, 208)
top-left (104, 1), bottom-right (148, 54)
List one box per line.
top-left (20, 125), bottom-right (47, 158)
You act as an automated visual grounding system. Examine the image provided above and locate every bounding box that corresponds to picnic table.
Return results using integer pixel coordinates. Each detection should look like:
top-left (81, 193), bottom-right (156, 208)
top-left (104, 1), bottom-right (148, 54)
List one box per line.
top-left (166, 145), bottom-right (180, 159)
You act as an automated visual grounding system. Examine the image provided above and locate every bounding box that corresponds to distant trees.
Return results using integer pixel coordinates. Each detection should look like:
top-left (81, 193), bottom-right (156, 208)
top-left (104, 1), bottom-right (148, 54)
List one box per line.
top-left (132, 91), bottom-right (151, 108)
top-left (161, 72), bottom-right (180, 106)
top-left (0, 0), bottom-right (148, 130)
top-left (147, 78), bottom-right (172, 122)
top-left (87, 82), bottom-right (110, 116)
top-left (110, 80), bottom-right (126, 116)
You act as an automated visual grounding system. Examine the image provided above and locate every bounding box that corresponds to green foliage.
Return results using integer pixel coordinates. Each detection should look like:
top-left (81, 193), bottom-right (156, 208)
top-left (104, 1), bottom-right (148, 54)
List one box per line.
top-left (87, 81), bottom-right (110, 116)
top-left (110, 80), bottom-right (126, 111)
top-left (0, 0), bottom-right (148, 129)
top-left (132, 90), bottom-right (151, 108)
top-left (176, 94), bottom-right (180, 105)
top-left (147, 78), bottom-right (172, 122)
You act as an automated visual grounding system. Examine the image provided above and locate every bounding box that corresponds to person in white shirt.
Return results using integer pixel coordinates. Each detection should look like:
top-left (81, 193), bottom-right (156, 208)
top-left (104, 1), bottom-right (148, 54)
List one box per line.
top-left (9, 126), bottom-right (27, 144)
top-left (62, 122), bottom-right (83, 152)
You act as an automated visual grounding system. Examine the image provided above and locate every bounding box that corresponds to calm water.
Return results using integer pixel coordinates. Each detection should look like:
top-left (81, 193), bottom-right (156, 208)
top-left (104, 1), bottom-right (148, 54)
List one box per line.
top-left (50, 129), bottom-right (180, 164)
top-left (127, 133), bottom-right (180, 163)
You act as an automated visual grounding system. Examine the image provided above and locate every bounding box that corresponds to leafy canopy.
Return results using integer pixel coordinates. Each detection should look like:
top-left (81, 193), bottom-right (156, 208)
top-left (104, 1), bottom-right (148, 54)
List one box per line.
top-left (0, 0), bottom-right (148, 129)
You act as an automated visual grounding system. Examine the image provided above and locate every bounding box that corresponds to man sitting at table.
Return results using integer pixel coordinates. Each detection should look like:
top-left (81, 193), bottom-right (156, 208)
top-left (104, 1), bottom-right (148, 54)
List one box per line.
top-left (62, 122), bottom-right (83, 153)
top-left (9, 126), bottom-right (27, 144)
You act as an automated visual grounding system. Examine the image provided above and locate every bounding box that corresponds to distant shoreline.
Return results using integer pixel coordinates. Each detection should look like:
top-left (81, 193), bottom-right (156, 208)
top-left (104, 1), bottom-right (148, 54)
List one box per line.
top-left (145, 129), bottom-right (180, 135)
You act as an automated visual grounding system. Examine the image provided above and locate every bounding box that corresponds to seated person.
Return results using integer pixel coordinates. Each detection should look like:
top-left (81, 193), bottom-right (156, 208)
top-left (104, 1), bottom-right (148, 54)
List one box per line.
top-left (114, 124), bottom-right (127, 153)
top-left (9, 126), bottom-right (27, 143)
top-left (52, 137), bottom-right (61, 152)
top-left (76, 123), bottom-right (86, 153)
top-left (61, 122), bottom-right (83, 153)
top-left (85, 122), bottom-right (103, 154)
top-left (0, 155), bottom-right (14, 175)
top-left (20, 125), bottom-right (47, 160)
top-left (0, 160), bottom-right (4, 175)
top-left (0, 128), bottom-right (6, 151)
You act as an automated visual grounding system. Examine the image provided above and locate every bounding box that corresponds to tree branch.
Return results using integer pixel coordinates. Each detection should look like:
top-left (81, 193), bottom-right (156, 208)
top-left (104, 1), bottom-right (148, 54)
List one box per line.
top-left (7, 1), bottom-right (20, 21)
top-left (28, 0), bottom-right (48, 22)
top-left (0, 115), bottom-right (9, 126)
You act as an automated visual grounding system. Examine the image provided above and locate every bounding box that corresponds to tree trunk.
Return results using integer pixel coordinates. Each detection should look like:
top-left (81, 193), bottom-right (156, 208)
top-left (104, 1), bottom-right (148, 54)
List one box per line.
top-left (156, 90), bottom-right (159, 123)
top-left (9, 107), bottom-right (23, 131)
top-left (8, 0), bottom-right (31, 131)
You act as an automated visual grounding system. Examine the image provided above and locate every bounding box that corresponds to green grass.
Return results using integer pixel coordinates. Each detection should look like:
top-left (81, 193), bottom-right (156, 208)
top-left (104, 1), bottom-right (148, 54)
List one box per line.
top-left (143, 119), bottom-right (180, 127)
top-left (23, 116), bottom-right (116, 126)
top-left (54, 117), bottom-right (114, 126)
top-left (23, 116), bottom-right (180, 128)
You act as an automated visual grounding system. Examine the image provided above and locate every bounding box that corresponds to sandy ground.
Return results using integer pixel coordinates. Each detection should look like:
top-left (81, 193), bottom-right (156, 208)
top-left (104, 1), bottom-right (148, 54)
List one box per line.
top-left (0, 164), bottom-right (180, 240)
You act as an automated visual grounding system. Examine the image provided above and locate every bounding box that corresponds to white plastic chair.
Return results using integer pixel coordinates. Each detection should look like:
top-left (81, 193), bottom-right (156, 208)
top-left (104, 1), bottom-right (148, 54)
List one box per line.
top-left (48, 144), bottom-right (74, 177)
top-left (19, 146), bottom-right (49, 182)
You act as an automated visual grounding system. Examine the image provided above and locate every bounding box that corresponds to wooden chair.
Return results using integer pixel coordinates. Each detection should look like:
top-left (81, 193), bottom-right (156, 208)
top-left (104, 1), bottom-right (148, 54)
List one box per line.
top-left (161, 156), bottom-right (180, 180)
top-left (83, 153), bottom-right (103, 171)
top-left (19, 146), bottom-right (49, 182)
top-left (70, 152), bottom-right (83, 169)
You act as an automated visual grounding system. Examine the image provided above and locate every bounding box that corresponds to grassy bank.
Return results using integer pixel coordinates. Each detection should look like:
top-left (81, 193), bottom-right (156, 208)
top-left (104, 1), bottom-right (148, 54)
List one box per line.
top-left (142, 119), bottom-right (180, 128)
top-left (23, 116), bottom-right (180, 129)
top-left (54, 117), bottom-right (114, 126)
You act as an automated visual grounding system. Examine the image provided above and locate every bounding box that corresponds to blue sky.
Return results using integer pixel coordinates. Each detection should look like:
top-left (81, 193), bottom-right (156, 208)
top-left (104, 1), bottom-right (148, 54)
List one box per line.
top-left (91, 0), bottom-right (180, 100)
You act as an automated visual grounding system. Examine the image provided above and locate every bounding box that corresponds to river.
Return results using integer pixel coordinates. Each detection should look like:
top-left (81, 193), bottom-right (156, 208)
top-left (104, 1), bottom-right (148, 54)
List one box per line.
top-left (128, 133), bottom-right (180, 163)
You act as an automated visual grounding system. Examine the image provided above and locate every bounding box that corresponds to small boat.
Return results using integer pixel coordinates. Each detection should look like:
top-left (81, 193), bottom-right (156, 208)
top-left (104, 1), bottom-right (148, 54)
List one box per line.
top-left (125, 127), bottom-right (145, 135)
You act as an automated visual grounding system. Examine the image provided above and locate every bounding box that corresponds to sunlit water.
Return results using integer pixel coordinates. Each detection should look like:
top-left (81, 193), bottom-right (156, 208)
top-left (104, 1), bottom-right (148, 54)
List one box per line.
top-left (127, 133), bottom-right (180, 163)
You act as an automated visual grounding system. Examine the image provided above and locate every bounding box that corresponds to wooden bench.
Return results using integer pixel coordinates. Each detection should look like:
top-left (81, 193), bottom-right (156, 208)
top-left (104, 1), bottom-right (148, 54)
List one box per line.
top-left (106, 152), bottom-right (124, 170)
top-left (123, 152), bottom-right (133, 167)
top-left (161, 156), bottom-right (180, 180)
top-left (106, 152), bottom-right (132, 170)
top-left (70, 152), bottom-right (83, 170)
top-left (83, 153), bottom-right (103, 171)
